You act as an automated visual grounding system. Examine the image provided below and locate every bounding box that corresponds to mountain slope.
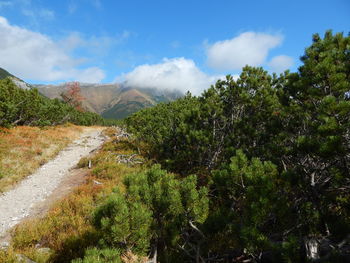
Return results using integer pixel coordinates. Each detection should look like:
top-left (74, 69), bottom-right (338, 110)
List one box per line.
top-left (101, 88), bottom-right (154, 119)
top-left (35, 83), bottom-right (123, 114)
top-left (0, 67), bottom-right (14, 79)
top-left (0, 67), bottom-right (31, 90)
top-left (36, 83), bottom-right (182, 119)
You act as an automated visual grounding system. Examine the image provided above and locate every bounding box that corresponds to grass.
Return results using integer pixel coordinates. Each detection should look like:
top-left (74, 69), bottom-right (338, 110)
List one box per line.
top-left (0, 124), bottom-right (91, 193)
top-left (0, 127), bottom-right (148, 263)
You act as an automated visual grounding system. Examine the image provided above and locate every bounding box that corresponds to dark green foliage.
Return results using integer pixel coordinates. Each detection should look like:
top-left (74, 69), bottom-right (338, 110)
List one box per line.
top-left (93, 192), bottom-right (152, 254)
top-left (210, 150), bottom-right (296, 261)
top-left (125, 93), bottom-right (201, 173)
top-left (123, 31), bottom-right (350, 262)
top-left (92, 165), bottom-right (209, 262)
top-left (0, 67), bottom-right (14, 79)
top-left (0, 78), bottom-right (115, 127)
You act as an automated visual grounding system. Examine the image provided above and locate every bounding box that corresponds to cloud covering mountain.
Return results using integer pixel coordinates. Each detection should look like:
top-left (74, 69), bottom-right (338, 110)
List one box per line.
top-left (120, 58), bottom-right (223, 95)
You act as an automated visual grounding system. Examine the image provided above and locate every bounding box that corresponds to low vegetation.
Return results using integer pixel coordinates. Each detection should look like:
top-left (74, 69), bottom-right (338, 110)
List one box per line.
top-left (0, 125), bottom-right (86, 192)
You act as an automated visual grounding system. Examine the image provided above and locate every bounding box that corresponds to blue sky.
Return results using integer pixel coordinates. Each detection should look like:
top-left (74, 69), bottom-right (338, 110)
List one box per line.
top-left (0, 0), bottom-right (349, 93)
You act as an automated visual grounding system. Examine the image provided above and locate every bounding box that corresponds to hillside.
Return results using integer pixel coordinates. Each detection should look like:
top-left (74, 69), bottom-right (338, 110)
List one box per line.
top-left (35, 83), bottom-right (182, 119)
top-left (0, 77), bottom-right (108, 127)
top-left (0, 67), bottom-right (31, 90)
top-left (0, 68), bottom-right (14, 79)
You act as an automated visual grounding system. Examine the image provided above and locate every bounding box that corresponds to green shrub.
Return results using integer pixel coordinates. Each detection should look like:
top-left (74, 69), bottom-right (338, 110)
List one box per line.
top-left (92, 165), bottom-right (209, 262)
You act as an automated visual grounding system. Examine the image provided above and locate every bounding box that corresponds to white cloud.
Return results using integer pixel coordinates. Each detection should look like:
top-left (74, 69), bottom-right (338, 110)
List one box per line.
top-left (120, 58), bottom-right (223, 95)
top-left (207, 32), bottom-right (283, 70)
top-left (268, 55), bottom-right (294, 73)
top-left (0, 16), bottom-right (105, 82)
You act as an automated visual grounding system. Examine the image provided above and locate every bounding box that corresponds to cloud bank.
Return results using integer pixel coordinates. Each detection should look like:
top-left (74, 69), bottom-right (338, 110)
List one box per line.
top-left (207, 32), bottom-right (291, 71)
top-left (121, 58), bottom-right (223, 95)
top-left (0, 16), bottom-right (105, 82)
top-left (120, 31), bottom-right (293, 94)
top-left (0, 16), bottom-right (294, 90)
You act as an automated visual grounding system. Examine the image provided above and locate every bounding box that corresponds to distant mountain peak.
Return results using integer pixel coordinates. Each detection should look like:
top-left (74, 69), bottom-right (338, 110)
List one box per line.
top-left (35, 82), bottom-right (182, 119)
top-left (0, 67), bottom-right (32, 90)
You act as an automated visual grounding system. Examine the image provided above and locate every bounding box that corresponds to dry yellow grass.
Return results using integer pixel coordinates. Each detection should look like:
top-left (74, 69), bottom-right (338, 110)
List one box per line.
top-left (0, 124), bottom-right (86, 193)
top-left (0, 128), bottom-right (147, 263)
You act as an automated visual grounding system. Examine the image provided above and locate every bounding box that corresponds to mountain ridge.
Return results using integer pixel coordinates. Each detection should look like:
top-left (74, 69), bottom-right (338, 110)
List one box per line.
top-left (35, 82), bottom-right (182, 119)
top-left (0, 68), bottom-right (14, 79)
top-left (0, 67), bottom-right (32, 90)
top-left (0, 67), bottom-right (182, 119)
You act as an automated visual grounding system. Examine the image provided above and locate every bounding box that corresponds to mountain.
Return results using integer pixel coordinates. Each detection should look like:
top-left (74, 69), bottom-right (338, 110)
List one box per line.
top-left (0, 67), bottom-right (182, 119)
top-left (0, 67), bottom-right (32, 90)
top-left (35, 83), bottom-right (182, 119)
top-left (0, 67), bottom-right (14, 79)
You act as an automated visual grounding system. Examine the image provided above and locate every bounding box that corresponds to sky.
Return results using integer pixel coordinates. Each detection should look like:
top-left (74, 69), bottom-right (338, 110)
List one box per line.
top-left (0, 0), bottom-right (349, 94)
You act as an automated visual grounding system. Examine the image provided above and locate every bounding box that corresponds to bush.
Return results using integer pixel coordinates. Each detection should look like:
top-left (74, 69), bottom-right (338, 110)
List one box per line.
top-left (92, 165), bottom-right (209, 262)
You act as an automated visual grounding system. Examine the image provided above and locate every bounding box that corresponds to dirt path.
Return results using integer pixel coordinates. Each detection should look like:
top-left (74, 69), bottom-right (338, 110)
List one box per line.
top-left (0, 128), bottom-right (106, 239)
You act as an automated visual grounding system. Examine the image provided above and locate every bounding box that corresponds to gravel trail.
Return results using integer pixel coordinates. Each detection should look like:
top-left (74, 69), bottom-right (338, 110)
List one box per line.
top-left (0, 128), bottom-right (106, 237)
